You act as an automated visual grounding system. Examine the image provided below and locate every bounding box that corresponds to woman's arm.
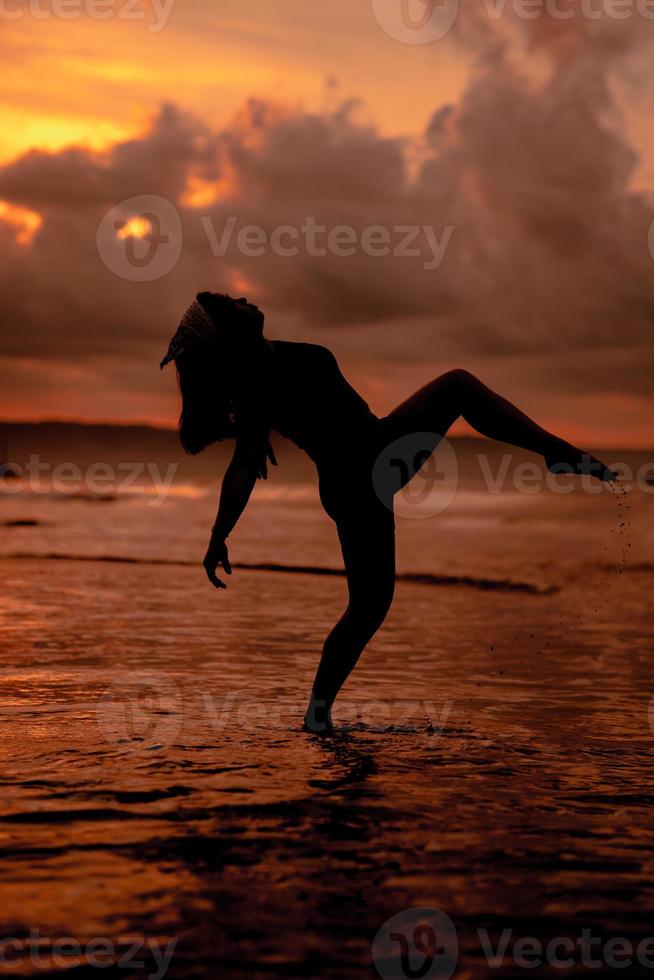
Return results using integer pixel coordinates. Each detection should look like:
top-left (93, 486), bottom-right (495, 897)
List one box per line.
top-left (203, 431), bottom-right (277, 589)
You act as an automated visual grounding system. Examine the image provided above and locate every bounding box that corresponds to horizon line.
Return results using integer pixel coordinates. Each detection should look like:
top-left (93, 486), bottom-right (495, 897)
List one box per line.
top-left (0, 418), bottom-right (652, 453)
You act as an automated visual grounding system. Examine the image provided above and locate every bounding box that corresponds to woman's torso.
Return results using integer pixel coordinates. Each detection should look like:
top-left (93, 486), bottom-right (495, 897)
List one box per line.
top-left (263, 340), bottom-right (383, 466)
top-left (241, 340), bottom-right (396, 523)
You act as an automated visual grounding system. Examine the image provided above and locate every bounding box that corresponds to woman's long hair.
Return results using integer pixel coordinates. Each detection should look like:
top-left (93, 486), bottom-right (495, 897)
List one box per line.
top-left (176, 344), bottom-right (237, 455)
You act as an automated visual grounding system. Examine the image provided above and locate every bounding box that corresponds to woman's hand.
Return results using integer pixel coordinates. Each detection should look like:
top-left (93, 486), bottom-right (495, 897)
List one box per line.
top-left (203, 535), bottom-right (232, 590)
top-left (255, 441), bottom-right (278, 481)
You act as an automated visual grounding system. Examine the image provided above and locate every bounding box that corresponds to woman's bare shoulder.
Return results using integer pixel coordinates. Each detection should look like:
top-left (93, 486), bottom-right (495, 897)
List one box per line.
top-left (271, 339), bottom-right (336, 362)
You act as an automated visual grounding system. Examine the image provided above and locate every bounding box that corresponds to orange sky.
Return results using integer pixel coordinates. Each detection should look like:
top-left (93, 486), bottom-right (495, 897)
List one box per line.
top-left (1, 1), bottom-right (654, 447)
top-left (0, 3), bottom-right (468, 164)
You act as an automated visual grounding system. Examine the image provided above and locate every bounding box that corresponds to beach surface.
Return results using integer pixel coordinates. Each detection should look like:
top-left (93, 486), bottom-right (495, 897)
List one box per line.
top-left (1, 440), bottom-right (653, 978)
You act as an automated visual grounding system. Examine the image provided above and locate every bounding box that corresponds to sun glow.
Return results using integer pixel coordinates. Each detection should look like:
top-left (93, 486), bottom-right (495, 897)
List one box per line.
top-left (0, 202), bottom-right (43, 246)
top-left (230, 275), bottom-right (254, 295)
top-left (181, 169), bottom-right (238, 208)
top-left (116, 216), bottom-right (152, 240)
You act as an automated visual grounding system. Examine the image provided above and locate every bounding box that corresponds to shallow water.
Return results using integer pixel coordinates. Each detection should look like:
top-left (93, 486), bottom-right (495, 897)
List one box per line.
top-left (0, 473), bottom-right (653, 978)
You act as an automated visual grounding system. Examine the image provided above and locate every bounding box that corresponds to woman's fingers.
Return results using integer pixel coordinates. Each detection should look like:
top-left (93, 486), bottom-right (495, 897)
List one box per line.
top-left (203, 558), bottom-right (226, 589)
top-left (220, 547), bottom-right (232, 575)
top-left (203, 540), bottom-right (231, 588)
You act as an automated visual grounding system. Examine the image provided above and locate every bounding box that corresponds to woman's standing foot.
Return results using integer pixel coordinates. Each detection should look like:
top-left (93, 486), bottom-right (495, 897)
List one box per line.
top-left (304, 700), bottom-right (334, 735)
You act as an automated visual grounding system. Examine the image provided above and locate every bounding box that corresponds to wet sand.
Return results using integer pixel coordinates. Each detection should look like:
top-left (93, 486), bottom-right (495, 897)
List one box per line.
top-left (0, 475), bottom-right (652, 977)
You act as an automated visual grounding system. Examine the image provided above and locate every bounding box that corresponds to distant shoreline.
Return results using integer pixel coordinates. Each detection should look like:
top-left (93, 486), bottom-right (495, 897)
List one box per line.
top-left (0, 420), bottom-right (649, 455)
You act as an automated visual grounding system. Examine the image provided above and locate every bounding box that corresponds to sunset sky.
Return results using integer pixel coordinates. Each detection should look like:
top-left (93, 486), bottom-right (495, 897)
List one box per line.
top-left (2, 0), bottom-right (654, 446)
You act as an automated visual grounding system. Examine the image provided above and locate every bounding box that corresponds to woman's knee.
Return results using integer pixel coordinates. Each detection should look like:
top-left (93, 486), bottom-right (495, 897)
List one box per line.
top-left (347, 583), bottom-right (395, 637)
top-left (439, 368), bottom-right (479, 389)
top-left (436, 369), bottom-right (484, 411)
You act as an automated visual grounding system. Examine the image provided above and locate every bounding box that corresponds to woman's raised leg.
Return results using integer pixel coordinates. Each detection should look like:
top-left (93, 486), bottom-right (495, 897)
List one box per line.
top-left (385, 369), bottom-right (615, 481)
top-left (304, 509), bottom-right (396, 734)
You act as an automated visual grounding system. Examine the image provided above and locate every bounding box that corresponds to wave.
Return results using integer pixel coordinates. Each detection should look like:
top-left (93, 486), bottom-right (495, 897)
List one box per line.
top-left (1, 519), bottom-right (42, 527)
top-left (1, 552), bottom-right (557, 595)
top-left (603, 562), bottom-right (654, 574)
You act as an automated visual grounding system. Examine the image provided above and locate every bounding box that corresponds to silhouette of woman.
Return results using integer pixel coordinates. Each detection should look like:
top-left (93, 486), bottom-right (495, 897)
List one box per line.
top-left (161, 292), bottom-right (616, 733)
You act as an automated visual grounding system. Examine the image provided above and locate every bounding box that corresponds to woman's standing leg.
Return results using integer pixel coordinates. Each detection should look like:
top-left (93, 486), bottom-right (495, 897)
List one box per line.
top-left (304, 509), bottom-right (396, 733)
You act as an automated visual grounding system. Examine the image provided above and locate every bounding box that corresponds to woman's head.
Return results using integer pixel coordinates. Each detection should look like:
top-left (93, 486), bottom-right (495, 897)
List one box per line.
top-left (166, 291), bottom-right (267, 454)
top-left (196, 292), bottom-right (265, 352)
top-left (160, 291), bottom-right (266, 370)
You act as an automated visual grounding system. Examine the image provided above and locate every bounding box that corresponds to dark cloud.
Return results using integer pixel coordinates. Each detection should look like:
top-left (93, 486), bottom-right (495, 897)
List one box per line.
top-left (1, 13), bottom-right (653, 432)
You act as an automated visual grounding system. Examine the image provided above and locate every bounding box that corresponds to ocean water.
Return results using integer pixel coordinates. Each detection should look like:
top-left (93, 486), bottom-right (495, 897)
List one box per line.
top-left (1, 461), bottom-right (653, 978)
